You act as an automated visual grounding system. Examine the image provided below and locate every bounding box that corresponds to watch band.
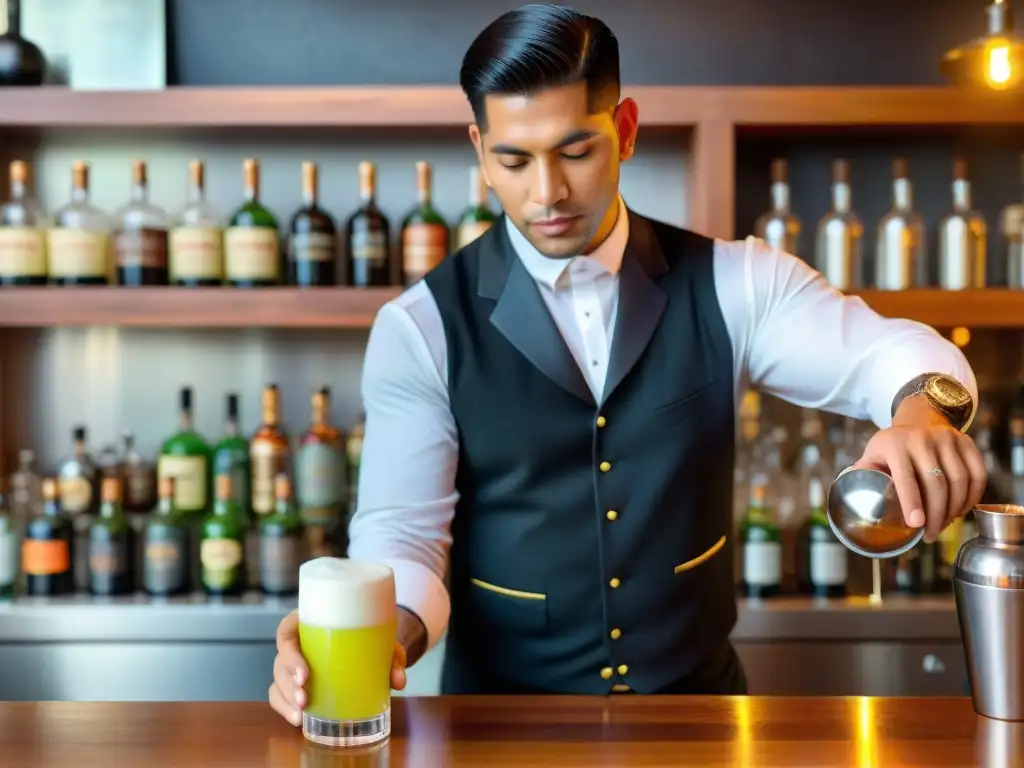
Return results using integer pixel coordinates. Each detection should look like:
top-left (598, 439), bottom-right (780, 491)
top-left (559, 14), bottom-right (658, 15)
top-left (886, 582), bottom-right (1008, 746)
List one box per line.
top-left (890, 372), bottom-right (975, 433)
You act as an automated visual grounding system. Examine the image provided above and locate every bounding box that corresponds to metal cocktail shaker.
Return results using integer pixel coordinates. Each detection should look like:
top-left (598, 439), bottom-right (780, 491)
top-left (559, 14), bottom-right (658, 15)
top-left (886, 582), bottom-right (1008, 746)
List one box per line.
top-left (954, 504), bottom-right (1024, 721)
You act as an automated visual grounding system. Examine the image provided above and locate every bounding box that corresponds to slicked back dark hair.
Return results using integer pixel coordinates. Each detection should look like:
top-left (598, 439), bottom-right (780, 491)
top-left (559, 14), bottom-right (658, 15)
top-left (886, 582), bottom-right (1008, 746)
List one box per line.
top-left (460, 4), bottom-right (621, 131)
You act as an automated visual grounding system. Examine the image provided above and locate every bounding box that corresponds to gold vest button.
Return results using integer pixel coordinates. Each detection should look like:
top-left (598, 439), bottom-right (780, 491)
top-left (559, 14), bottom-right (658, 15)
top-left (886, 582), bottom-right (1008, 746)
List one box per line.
top-left (610, 628), bottom-right (622, 640)
top-left (617, 664), bottom-right (629, 676)
top-left (599, 461), bottom-right (612, 472)
top-left (596, 416), bottom-right (607, 428)
top-left (609, 578), bottom-right (621, 588)
top-left (600, 666), bottom-right (613, 680)
top-left (606, 510), bottom-right (618, 521)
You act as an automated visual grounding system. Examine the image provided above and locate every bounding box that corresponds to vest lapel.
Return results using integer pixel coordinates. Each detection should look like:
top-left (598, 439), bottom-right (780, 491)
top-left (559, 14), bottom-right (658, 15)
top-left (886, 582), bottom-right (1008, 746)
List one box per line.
top-left (480, 221), bottom-right (595, 406)
top-left (602, 211), bottom-right (669, 404)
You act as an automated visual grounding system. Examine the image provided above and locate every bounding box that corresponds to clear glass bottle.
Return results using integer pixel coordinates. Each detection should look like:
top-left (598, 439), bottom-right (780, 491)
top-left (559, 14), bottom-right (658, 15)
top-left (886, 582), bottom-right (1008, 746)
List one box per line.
top-left (939, 158), bottom-right (988, 290)
top-left (814, 158), bottom-right (864, 290)
top-left (798, 474), bottom-right (847, 598)
top-left (0, 159), bottom-right (47, 285)
top-left (401, 161), bottom-right (449, 285)
top-left (169, 159), bottom-right (225, 286)
top-left (1001, 153), bottom-right (1024, 289)
top-left (113, 160), bottom-right (170, 286)
top-left (48, 161), bottom-right (111, 285)
top-left (455, 164), bottom-right (498, 250)
top-left (875, 158), bottom-right (927, 290)
top-left (9, 448), bottom-right (42, 527)
top-left (753, 158), bottom-right (801, 255)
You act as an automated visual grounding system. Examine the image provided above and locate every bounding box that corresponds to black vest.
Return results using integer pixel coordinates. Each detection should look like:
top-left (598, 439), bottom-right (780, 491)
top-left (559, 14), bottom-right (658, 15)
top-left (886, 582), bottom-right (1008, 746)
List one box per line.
top-left (424, 211), bottom-right (736, 695)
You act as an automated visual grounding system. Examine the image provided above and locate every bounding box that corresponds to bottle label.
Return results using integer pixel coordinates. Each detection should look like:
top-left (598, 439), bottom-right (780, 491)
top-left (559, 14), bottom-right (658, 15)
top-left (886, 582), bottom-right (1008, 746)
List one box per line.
top-left (214, 450), bottom-right (250, 515)
top-left (350, 230), bottom-right (387, 266)
top-left (224, 226), bottom-right (279, 280)
top-left (288, 231), bottom-right (336, 263)
top-left (115, 227), bottom-right (169, 268)
top-left (144, 527), bottom-right (187, 594)
top-left (158, 455), bottom-right (208, 513)
top-left (259, 535), bottom-right (301, 593)
top-left (126, 470), bottom-right (156, 511)
top-left (810, 541), bottom-right (848, 586)
top-left (0, 227), bottom-right (46, 277)
top-left (201, 537), bottom-right (243, 588)
top-left (169, 227), bottom-right (224, 280)
top-left (742, 541), bottom-right (781, 586)
top-left (251, 442), bottom-right (289, 516)
top-left (89, 536), bottom-right (128, 576)
top-left (47, 229), bottom-right (109, 278)
top-left (402, 224), bottom-right (447, 282)
top-left (22, 538), bottom-right (70, 576)
top-left (0, 530), bottom-right (18, 586)
top-left (59, 475), bottom-right (93, 515)
top-left (297, 442), bottom-right (346, 525)
top-left (456, 221), bottom-right (493, 250)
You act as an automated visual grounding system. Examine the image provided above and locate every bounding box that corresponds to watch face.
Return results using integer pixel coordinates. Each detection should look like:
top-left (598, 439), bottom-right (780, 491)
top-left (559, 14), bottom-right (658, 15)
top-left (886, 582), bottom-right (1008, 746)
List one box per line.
top-left (925, 374), bottom-right (973, 430)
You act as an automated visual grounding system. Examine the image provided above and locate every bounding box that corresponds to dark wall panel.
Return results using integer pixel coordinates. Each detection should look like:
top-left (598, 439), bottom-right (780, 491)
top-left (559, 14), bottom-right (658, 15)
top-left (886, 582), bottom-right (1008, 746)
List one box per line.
top-left (168, 0), bottom-right (980, 86)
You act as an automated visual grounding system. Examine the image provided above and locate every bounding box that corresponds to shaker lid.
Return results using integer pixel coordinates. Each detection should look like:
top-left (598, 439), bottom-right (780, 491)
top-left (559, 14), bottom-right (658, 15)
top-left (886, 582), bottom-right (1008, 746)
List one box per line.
top-left (955, 504), bottom-right (1024, 588)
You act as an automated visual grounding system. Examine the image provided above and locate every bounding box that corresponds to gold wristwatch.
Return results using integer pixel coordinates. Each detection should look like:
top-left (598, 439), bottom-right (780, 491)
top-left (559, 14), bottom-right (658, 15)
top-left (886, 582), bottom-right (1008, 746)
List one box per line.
top-left (890, 372), bottom-right (975, 433)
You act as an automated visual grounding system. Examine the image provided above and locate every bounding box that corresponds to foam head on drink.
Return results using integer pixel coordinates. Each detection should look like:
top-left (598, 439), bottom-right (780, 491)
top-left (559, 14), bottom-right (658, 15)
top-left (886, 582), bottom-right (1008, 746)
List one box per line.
top-left (298, 557), bottom-right (397, 742)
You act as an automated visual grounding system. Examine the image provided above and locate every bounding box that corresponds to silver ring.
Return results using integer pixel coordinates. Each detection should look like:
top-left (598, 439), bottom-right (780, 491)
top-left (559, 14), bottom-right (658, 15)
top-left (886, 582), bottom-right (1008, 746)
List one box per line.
top-left (927, 467), bottom-right (944, 477)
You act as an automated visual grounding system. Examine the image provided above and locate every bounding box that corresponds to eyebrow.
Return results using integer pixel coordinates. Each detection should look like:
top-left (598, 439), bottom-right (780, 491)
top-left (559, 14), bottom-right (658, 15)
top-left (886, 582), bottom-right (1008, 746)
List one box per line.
top-left (489, 129), bottom-right (599, 157)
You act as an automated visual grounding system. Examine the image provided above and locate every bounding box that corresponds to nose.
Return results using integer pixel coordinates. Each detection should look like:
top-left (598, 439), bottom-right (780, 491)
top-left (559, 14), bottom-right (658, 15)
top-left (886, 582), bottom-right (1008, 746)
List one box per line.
top-left (532, 159), bottom-right (568, 209)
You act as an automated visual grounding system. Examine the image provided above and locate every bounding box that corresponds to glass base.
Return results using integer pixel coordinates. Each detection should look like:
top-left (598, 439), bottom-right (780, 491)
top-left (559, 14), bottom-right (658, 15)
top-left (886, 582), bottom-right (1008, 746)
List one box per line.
top-left (303, 707), bottom-right (391, 748)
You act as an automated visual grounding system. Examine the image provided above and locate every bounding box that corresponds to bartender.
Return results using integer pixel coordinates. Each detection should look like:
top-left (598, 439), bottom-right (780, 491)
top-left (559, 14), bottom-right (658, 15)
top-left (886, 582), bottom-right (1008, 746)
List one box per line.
top-left (269, 3), bottom-right (984, 719)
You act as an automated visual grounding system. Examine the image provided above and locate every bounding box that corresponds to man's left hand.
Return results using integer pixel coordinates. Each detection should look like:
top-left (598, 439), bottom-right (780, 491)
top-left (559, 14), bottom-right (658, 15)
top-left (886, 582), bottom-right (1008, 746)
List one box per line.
top-left (855, 395), bottom-right (987, 542)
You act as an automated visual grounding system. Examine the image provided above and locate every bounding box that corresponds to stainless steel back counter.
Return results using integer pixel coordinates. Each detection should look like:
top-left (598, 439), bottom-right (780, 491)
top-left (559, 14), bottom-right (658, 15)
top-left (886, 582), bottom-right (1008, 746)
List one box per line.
top-left (0, 594), bottom-right (966, 700)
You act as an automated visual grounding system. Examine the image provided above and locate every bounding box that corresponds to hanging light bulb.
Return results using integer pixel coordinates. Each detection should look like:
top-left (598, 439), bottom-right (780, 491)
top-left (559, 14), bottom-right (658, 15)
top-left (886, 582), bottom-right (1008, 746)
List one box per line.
top-left (941, 0), bottom-right (1024, 90)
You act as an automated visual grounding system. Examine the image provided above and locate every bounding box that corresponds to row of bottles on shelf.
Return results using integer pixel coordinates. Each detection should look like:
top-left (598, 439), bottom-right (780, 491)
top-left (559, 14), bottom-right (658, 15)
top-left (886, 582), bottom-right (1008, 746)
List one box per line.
top-left (0, 158), bottom-right (501, 289)
top-left (753, 156), bottom-right (1024, 291)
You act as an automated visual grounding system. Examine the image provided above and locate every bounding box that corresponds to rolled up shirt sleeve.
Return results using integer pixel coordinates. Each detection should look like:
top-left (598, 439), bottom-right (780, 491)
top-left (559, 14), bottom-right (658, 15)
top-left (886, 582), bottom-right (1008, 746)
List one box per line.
top-left (719, 236), bottom-right (978, 428)
top-left (346, 297), bottom-right (457, 652)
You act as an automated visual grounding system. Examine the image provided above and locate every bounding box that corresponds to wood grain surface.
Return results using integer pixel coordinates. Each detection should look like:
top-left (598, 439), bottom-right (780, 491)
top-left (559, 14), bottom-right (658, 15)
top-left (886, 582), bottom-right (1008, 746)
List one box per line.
top-left (0, 696), bottom-right (1011, 767)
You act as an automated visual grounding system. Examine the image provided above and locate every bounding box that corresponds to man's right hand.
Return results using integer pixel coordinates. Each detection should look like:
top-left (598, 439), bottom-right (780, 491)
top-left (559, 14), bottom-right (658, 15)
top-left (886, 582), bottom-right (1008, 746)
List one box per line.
top-left (268, 609), bottom-right (408, 727)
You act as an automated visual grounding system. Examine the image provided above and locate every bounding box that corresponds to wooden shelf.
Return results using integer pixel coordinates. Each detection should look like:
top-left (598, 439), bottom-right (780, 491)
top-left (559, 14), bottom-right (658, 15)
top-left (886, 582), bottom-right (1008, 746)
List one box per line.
top-left (851, 289), bottom-right (1024, 329)
top-left (0, 287), bottom-right (400, 328)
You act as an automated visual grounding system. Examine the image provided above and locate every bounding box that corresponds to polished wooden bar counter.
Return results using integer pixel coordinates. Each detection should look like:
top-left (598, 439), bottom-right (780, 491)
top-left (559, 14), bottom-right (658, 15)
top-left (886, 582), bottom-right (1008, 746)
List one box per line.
top-left (0, 695), bottom-right (1012, 767)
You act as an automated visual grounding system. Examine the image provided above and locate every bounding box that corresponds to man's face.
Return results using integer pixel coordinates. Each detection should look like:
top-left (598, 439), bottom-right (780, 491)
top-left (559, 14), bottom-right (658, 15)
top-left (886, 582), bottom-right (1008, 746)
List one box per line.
top-left (469, 81), bottom-right (638, 259)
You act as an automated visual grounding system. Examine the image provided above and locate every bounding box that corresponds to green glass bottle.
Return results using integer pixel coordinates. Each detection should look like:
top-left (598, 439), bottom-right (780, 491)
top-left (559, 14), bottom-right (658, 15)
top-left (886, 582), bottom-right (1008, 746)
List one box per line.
top-left (88, 477), bottom-right (133, 596)
top-left (799, 476), bottom-right (847, 598)
top-left (200, 472), bottom-right (246, 597)
top-left (454, 164), bottom-right (498, 251)
top-left (400, 160), bottom-right (449, 285)
top-left (258, 473), bottom-right (303, 596)
top-left (739, 474), bottom-right (782, 599)
top-left (158, 386), bottom-right (210, 521)
top-left (143, 475), bottom-right (190, 597)
top-left (224, 158), bottom-right (280, 287)
top-left (212, 393), bottom-right (251, 518)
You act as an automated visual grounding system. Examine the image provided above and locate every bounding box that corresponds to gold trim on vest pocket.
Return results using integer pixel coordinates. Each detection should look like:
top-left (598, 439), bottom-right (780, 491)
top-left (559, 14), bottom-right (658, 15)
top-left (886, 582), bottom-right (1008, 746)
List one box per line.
top-left (673, 535), bottom-right (728, 574)
top-left (470, 578), bottom-right (547, 600)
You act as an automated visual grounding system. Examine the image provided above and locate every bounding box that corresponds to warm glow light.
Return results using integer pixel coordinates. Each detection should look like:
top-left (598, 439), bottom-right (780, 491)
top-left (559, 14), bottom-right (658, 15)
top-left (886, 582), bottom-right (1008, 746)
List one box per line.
top-left (734, 697), bottom-right (752, 768)
top-left (985, 39), bottom-right (1017, 88)
top-left (951, 326), bottom-right (971, 348)
top-left (856, 696), bottom-right (878, 768)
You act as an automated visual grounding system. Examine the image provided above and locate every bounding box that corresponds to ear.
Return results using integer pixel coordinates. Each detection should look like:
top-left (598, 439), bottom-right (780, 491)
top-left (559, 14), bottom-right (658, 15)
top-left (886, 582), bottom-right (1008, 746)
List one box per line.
top-left (613, 98), bottom-right (639, 162)
top-left (468, 123), bottom-right (492, 187)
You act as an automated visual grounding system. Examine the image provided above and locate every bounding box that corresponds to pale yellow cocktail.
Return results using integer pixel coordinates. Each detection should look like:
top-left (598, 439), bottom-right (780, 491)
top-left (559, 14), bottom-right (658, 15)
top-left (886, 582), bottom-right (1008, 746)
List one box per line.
top-left (298, 557), bottom-right (396, 747)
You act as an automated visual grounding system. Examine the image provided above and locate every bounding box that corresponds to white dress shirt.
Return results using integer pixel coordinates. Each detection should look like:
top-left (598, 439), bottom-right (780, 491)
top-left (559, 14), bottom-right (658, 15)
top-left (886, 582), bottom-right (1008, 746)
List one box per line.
top-left (347, 197), bottom-right (978, 652)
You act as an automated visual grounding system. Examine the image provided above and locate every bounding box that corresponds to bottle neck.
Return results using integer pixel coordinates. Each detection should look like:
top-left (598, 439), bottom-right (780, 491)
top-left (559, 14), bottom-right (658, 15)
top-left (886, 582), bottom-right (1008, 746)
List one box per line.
top-left (157, 496), bottom-right (174, 517)
top-left (7, 1), bottom-right (20, 36)
top-left (188, 182), bottom-right (205, 205)
top-left (130, 182), bottom-right (148, 205)
top-left (770, 182), bottom-right (790, 213)
top-left (953, 179), bottom-right (972, 211)
top-left (225, 418), bottom-right (237, 438)
top-left (10, 180), bottom-right (25, 202)
top-left (44, 499), bottom-right (61, 517)
top-left (180, 409), bottom-right (192, 432)
top-left (893, 178), bottom-right (912, 211)
top-left (100, 500), bottom-right (122, 520)
top-left (71, 185), bottom-right (89, 205)
top-left (831, 182), bottom-right (851, 214)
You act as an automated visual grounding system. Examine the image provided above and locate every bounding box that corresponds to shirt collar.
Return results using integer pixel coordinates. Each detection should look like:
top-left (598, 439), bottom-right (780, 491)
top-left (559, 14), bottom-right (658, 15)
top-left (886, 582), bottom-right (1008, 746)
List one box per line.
top-left (504, 195), bottom-right (629, 290)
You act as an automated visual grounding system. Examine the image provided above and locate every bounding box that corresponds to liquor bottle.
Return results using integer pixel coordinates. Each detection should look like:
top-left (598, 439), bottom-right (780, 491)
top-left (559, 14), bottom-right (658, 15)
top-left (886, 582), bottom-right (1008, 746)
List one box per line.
top-left (113, 160), bottom-right (170, 286)
top-left (739, 475), bottom-right (782, 598)
top-left (875, 158), bottom-right (926, 290)
top-left (9, 448), bottom-right (41, 526)
top-left (225, 158), bottom-right (280, 287)
top-left (158, 386), bottom-right (211, 519)
top-left (259, 473), bottom-right (303, 596)
top-left (169, 159), bottom-right (225, 286)
top-left (200, 473), bottom-right (246, 596)
top-left (346, 411), bottom-right (365, 518)
top-left (814, 159), bottom-right (864, 290)
top-left (288, 161), bottom-right (337, 287)
top-left (212, 393), bottom-right (251, 517)
top-left (251, 384), bottom-right (291, 517)
top-left (120, 432), bottom-right (156, 514)
top-left (143, 476), bottom-right (190, 597)
top-left (0, 0), bottom-right (45, 85)
top-left (0, 159), bottom-right (47, 285)
top-left (455, 165), bottom-right (498, 250)
top-left (798, 475), bottom-right (847, 598)
top-left (1001, 153), bottom-right (1024, 288)
top-left (753, 158), bottom-right (801, 255)
top-left (0, 483), bottom-right (19, 597)
top-left (345, 161), bottom-right (392, 287)
top-left (296, 387), bottom-right (346, 527)
top-left (88, 477), bottom-right (133, 596)
top-left (938, 158), bottom-right (988, 290)
top-left (401, 160), bottom-right (449, 285)
top-left (48, 161), bottom-right (111, 285)
top-left (57, 425), bottom-right (100, 517)
top-left (23, 479), bottom-right (75, 596)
